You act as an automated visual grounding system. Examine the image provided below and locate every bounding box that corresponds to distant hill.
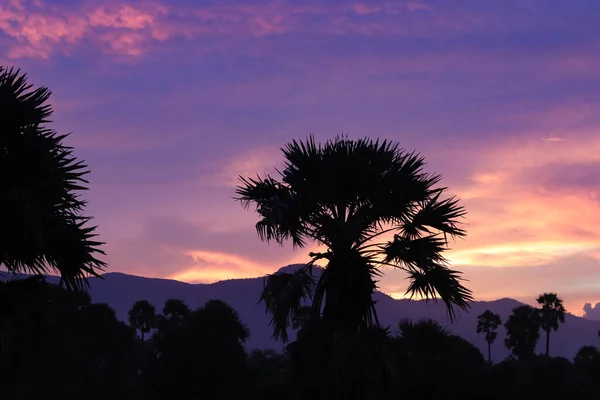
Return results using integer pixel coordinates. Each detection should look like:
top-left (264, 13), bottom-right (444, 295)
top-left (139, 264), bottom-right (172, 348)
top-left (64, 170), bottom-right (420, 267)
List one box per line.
top-left (3, 266), bottom-right (600, 362)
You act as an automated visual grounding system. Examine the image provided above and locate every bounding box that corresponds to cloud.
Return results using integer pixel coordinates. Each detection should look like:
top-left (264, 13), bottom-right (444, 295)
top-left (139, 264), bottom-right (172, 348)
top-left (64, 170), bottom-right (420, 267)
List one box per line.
top-left (4, 0), bottom-right (598, 62)
top-left (207, 147), bottom-right (282, 188)
top-left (0, 0), bottom-right (167, 58)
top-left (583, 303), bottom-right (600, 320)
top-left (169, 250), bottom-right (272, 283)
top-left (102, 213), bottom-right (314, 280)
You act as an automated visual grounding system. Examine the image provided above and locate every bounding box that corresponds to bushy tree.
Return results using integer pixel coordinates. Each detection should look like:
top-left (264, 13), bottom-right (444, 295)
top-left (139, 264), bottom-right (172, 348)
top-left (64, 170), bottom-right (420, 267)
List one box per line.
top-left (504, 305), bottom-right (541, 360)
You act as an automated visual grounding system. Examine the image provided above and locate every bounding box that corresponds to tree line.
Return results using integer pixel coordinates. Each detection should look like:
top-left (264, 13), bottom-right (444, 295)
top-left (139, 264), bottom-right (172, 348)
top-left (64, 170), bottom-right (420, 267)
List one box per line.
top-left (477, 292), bottom-right (567, 362)
top-left (3, 279), bottom-right (600, 400)
top-left (2, 66), bottom-right (600, 399)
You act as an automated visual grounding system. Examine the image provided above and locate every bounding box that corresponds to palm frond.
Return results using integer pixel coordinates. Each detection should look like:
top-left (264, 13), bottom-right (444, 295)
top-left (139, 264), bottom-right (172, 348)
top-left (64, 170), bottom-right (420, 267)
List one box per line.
top-left (259, 267), bottom-right (316, 342)
top-left (0, 66), bottom-right (105, 288)
top-left (235, 176), bottom-right (308, 248)
top-left (382, 234), bottom-right (449, 270)
top-left (47, 217), bottom-right (106, 290)
top-left (0, 66), bottom-right (52, 127)
top-left (404, 263), bottom-right (472, 322)
top-left (403, 190), bottom-right (466, 240)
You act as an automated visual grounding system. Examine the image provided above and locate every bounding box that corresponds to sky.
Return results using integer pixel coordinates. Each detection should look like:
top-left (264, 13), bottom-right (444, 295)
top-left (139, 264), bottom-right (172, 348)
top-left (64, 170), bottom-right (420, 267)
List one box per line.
top-left (2, 0), bottom-right (600, 317)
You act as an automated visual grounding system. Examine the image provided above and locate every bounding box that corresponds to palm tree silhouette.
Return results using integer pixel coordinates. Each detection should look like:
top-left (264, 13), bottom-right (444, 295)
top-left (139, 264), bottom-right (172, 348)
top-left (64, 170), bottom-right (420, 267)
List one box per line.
top-left (236, 136), bottom-right (472, 341)
top-left (162, 298), bottom-right (190, 323)
top-left (237, 136), bottom-right (471, 399)
top-left (0, 67), bottom-right (105, 289)
top-left (476, 310), bottom-right (502, 363)
top-left (128, 300), bottom-right (157, 340)
top-left (536, 292), bottom-right (566, 357)
top-left (504, 305), bottom-right (541, 360)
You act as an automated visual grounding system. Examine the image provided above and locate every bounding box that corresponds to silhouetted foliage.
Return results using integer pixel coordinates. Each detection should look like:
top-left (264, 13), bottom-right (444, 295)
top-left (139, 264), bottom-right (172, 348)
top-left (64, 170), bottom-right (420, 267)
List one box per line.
top-left (394, 318), bottom-right (486, 399)
top-left (286, 322), bottom-right (397, 400)
top-left (236, 136), bottom-right (474, 399)
top-left (3, 277), bottom-right (600, 400)
top-left (237, 136), bottom-right (472, 342)
top-left (146, 299), bottom-right (249, 400)
top-left (0, 277), bottom-right (141, 400)
top-left (247, 349), bottom-right (298, 400)
top-left (504, 305), bottom-right (541, 360)
top-left (128, 300), bottom-right (157, 341)
top-left (477, 310), bottom-right (502, 363)
top-left (536, 292), bottom-right (566, 356)
top-left (0, 66), bottom-right (105, 289)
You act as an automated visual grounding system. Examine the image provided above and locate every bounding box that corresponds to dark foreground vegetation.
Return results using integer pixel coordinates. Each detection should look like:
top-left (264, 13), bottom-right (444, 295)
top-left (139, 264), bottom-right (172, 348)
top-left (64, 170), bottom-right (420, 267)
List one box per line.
top-left (2, 66), bottom-right (600, 400)
top-left (2, 277), bottom-right (600, 400)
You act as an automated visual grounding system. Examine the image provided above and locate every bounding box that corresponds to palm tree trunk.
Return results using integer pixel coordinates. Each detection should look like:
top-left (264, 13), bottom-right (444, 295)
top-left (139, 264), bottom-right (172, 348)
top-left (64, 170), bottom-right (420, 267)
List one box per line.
top-left (487, 341), bottom-right (492, 363)
top-left (545, 329), bottom-right (550, 356)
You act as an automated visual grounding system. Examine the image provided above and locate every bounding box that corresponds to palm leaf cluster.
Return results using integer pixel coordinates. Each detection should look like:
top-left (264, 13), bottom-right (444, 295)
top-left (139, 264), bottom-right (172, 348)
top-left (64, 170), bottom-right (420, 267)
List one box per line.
top-left (0, 66), bottom-right (105, 289)
top-left (236, 135), bottom-right (472, 341)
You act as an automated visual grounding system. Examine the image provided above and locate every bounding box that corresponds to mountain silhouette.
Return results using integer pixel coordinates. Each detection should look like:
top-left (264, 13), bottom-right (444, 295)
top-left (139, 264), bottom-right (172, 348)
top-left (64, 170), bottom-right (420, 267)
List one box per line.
top-left (4, 265), bottom-right (599, 362)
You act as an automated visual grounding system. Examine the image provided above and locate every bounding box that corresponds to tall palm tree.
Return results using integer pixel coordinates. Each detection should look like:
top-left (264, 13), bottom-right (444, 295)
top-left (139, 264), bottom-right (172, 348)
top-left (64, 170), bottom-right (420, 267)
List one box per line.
top-left (128, 300), bottom-right (157, 341)
top-left (504, 305), bottom-right (541, 360)
top-left (0, 66), bottom-right (105, 289)
top-left (536, 292), bottom-right (566, 357)
top-left (476, 310), bottom-right (502, 363)
top-left (236, 136), bottom-right (472, 341)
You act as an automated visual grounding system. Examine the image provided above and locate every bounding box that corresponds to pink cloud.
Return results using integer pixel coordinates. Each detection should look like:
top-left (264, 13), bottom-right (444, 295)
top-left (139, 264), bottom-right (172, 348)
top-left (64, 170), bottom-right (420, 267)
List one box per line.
top-left (5, 0), bottom-right (582, 61)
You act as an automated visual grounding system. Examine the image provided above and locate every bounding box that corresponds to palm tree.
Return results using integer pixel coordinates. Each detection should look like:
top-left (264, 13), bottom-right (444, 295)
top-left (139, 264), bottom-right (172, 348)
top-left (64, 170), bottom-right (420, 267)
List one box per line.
top-left (128, 300), bottom-right (157, 340)
top-left (504, 305), bottom-right (541, 360)
top-left (476, 310), bottom-right (502, 363)
top-left (236, 136), bottom-right (472, 342)
top-left (0, 66), bottom-right (105, 289)
top-left (202, 299), bottom-right (250, 344)
top-left (162, 298), bottom-right (190, 323)
top-left (536, 292), bottom-right (566, 357)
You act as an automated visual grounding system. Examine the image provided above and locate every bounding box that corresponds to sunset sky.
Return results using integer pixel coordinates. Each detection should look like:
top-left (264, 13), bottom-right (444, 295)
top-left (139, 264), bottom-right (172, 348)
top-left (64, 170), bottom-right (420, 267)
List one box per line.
top-left (3, 0), bottom-right (600, 317)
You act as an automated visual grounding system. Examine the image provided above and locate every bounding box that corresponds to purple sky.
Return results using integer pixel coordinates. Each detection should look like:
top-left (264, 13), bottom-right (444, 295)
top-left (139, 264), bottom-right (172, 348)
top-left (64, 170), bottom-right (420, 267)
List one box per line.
top-left (3, 0), bottom-right (600, 316)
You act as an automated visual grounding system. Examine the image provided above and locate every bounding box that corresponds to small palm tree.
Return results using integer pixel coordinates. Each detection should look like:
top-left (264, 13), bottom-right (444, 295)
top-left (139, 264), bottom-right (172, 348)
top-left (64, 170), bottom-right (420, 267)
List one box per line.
top-left (0, 66), bottom-right (105, 289)
top-left (476, 310), bottom-right (502, 363)
top-left (536, 292), bottom-right (566, 357)
top-left (128, 300), bottom-right (157, 340)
